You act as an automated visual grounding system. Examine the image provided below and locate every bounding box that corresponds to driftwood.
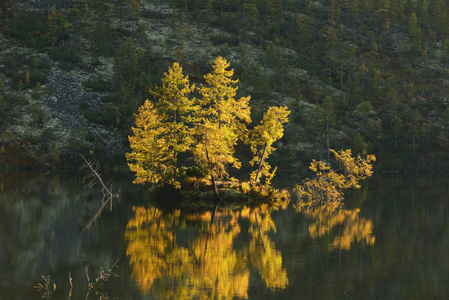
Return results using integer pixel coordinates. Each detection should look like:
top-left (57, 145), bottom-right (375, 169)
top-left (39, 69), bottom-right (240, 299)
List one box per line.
top-left (34, 275), bottom-right (56, 298)
top-left (80, 155), bottom-right (119, 232)
top-left (35, 261), bottom-right (120, 300)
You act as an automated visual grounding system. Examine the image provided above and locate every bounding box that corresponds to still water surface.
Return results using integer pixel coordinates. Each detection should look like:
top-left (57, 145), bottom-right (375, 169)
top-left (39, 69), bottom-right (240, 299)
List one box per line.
top-left (1, 171), bottom-right (449, 299)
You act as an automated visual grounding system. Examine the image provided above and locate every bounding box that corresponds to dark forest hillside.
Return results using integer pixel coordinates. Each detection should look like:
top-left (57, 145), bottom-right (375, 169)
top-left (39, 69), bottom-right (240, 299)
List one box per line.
top-left (1, 0), bottom-right (449, 173)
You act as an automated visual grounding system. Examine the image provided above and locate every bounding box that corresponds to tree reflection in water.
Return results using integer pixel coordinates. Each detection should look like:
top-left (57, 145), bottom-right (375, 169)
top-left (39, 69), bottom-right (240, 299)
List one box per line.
top-left (298, 206), bottom-right (375, 250)
top-left (125, 205), bottom-right (288, 298)
top-left (125, 191), bottom-right (375, 297)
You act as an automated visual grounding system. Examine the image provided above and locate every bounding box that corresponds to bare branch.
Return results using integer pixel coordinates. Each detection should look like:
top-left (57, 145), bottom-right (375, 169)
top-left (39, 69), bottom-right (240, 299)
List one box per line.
top-left (80, 155), bottom-right (113, 198)
top-left (34, 275), bottom-right (56, 298)
top-left (68, 272), bottom-right (73, 300)
top-left (82, 196), bottom-right (112, 232)
top-left (80, 155), bottom-right (120, 231)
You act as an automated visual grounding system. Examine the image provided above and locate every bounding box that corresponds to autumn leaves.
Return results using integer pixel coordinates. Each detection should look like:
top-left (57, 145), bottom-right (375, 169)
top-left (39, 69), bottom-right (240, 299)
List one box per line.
top-left (126, 56), bottom-right (376, 207)
top-left (126, 56), bottom-right (290, 192)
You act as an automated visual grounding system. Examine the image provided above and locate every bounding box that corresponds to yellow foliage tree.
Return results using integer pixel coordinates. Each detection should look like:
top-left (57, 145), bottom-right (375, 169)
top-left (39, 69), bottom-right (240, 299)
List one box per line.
top-left (126, 100), bottom-right (171, 185)
top-left (249, 106), bottom-right (290, 184)
top-left (126, 57), bottom-right (373, 207)
top-left (194, 56), bottom-right (251, 197)
top-left (127, 58), bottom-right (257, 193)
top-left (150, 62), bottom-right (197, 186)
top-left (295, 149), bottom-right (376, 209)
top-left (127, 63), bottom-right (196, 188)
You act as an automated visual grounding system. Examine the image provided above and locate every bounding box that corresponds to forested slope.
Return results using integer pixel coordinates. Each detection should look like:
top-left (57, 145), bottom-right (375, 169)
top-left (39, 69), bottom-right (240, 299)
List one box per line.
top-left (1, 0), bottom-right (449, 172)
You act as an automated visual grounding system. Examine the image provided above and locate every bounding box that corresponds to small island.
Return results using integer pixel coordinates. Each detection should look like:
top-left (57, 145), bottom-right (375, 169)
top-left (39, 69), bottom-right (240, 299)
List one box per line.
top-left (126, 57), bottom-right (376, 209)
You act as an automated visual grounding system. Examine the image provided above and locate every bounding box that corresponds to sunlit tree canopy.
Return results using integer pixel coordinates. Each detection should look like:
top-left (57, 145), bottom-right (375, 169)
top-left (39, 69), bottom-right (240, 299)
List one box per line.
top-left (126, 57), bottom-right (375, 206)
top-left (295, 149), bottom-right (376, 209)
top-left (249, 106), bottom-right (290, 184)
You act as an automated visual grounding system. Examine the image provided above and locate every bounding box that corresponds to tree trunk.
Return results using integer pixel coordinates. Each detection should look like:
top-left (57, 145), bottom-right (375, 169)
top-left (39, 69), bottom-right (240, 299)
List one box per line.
top-left (206, 148), bottom-right (220, 201)
top-left (173, 149), bottom-right (177, 182)
top-left (326, 124), bottom-right (330, 161)
top-left (173, 109), bottom-right (177, 182)
top-left (210, 174), bottom-right (220, 201)
top-left (254, 143), bottom-right (267, 183)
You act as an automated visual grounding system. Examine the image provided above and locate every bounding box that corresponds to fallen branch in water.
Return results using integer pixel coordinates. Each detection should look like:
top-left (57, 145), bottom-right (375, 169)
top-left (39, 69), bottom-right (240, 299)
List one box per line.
top-left (34, 275), bottom-right (56, 299)
top-left (36, 261), bottom-right (120, 300)
top-left (82, 196), bottom-right (115, 232)
top-left (68, 272), bottom-right (73, 299)
top-left (85, 259), bottom-right (120, 297)
top-left (80, 155), bottom-right (115, 203)
top-left (80, 155), bottom-right (119, 232)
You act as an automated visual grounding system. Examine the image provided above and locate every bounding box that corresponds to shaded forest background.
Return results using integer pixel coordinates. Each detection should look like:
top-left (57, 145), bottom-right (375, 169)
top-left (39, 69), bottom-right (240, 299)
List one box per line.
top-left (1, 0), bottom-right (449, 174)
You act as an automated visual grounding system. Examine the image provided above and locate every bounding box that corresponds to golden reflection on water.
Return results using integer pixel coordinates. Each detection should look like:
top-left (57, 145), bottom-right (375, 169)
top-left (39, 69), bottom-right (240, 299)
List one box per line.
top-left (125, 206), bottom-right (288, 298)
top-left (125, 200), bottom-right (375, 298)
top-left (298, 206), bottom-right (375, 250)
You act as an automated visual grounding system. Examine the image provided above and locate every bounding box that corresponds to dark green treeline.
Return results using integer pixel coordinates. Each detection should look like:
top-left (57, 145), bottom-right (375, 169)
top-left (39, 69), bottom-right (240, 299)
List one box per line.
top-left (2, 0), bottom-right (449, 171)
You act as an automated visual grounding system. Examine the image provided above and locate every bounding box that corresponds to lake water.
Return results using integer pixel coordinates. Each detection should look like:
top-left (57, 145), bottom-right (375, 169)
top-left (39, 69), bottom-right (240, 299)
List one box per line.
top-left (1, 171), bottom-right (449, 299)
